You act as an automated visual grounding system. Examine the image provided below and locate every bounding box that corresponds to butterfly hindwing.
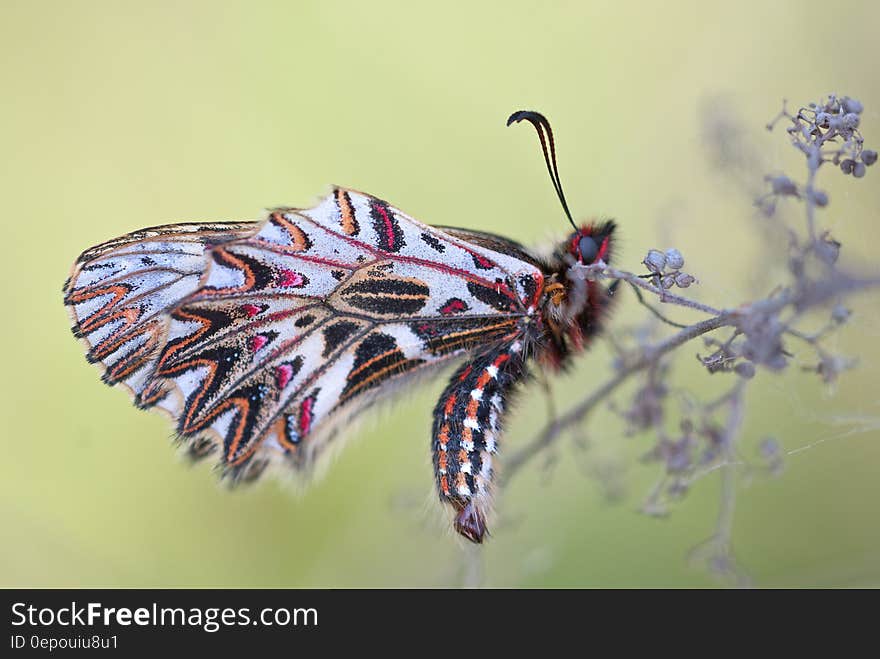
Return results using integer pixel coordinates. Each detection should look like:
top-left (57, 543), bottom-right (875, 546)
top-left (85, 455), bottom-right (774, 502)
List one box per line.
top-left (64, 221), bottom-right (260, 397)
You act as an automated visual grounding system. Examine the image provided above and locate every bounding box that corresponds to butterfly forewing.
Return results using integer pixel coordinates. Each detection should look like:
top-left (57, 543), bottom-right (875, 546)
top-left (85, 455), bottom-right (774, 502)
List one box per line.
top-left (66, 188), bottom-right (544, 480)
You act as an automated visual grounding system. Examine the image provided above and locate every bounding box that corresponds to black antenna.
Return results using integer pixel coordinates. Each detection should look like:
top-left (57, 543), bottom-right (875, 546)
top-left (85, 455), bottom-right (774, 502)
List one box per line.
top-left (507, 110), bottom-right (578, 232)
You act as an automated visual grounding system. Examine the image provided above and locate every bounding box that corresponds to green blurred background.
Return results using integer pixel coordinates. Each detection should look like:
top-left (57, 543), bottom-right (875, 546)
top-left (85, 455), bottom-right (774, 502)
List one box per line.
top-left (2, 0), bottom-right (879, 587)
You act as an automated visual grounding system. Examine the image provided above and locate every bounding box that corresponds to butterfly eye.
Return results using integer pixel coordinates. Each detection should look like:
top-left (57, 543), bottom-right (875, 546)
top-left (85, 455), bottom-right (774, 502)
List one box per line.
top-left (578, 235), bottom-right (599, 263)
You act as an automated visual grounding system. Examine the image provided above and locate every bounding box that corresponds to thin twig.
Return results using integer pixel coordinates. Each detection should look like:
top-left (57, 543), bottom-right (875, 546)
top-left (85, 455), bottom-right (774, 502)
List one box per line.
top-left (584, 263), bottom-right (725, 316)
top-left (501, 313), bottom-right (733, 484)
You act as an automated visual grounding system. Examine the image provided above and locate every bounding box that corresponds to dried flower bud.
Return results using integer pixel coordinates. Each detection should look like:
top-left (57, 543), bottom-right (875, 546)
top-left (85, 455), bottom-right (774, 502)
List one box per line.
top-left (831, 304), bottom-right (851, 324)
top-left (756, 438), bottom-right (782, 475)
top-left (828, 115), bottom-right (844, 131)
top-left (673, 272), bottom-right (695, 288)
top-left (769, 175), bottom-right (797, 195)
top-left (734, 362), bottom-right (756, 379)
top-left (842, 113), bottom-right (860, 130)
top-left (810, 189), bottom-right (829, 207)
top-left (840, 159), bottom-right (855, 174)
top-left (660, 275), bottom-right (675, 290)
top-left (816, 354), bottom-right (857, 384)
top-left (841, 97), bottom-right (863, 114)
top-left (643, 249), bottom-right (666, 274)
top-left (853, 161), bottom-right (867, 178)
top-left (766, 353), bottom-right (789, 371)
top-left (861, 150), bottom-right (877, 166)
top-left (664, 248), bottom-right (684, 270)
top-left (817, 234), bottom-right (841, 264)
top-left (740, 313), bottom-right (787, 371)
top-left (666, 438), bottom-right (694, 474)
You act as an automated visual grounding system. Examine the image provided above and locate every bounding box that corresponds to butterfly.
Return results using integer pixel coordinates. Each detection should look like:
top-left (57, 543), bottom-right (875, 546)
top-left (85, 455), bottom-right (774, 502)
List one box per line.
top-left (63, 111), bottom-right (616, 543)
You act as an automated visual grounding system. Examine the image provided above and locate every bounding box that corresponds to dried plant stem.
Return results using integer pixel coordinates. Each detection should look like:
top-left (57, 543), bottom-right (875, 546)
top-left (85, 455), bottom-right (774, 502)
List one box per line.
top-left (804, 153), bottom-right (819, 242)
top-left (687, 381), bottom-right (748, 585)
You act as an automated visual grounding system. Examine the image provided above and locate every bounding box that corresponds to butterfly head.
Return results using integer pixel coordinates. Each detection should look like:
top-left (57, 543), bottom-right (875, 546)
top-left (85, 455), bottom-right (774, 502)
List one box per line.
top-left (567, 221), bottom-right (616, 266)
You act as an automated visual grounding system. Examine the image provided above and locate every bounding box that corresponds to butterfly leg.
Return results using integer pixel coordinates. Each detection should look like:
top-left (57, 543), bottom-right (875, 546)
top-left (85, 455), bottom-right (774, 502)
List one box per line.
top-left (431, 339), bottom-right (527, 543)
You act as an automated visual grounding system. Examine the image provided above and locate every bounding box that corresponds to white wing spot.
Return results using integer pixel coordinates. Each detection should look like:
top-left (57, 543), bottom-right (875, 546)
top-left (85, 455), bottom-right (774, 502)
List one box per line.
top-left (173, 365), bottom-right (210, 400)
